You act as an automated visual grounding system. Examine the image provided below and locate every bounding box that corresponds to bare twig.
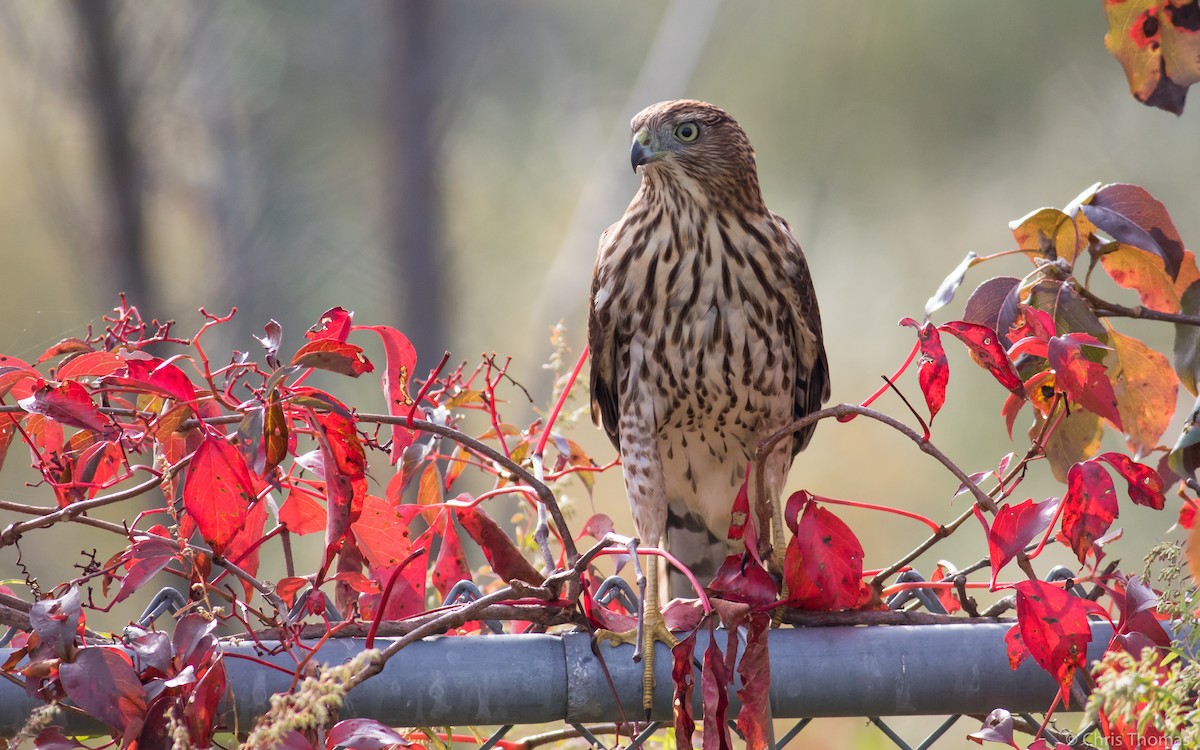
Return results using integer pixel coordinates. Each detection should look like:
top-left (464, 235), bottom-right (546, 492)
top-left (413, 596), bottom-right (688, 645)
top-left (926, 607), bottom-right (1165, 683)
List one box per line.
top-left (246, 603), bottom-right (583, 642)
top-left (782, 609), bottom-right (1011, 627)
top-left (756, 403), bottom-right (996, 516)
top-left (1076, 283), bottom-right (1200, 327)
top-left (0, 453), bottom-right (193, 548)
top-left (345, 584), bottom-right (521, 691)
top-left (364, 413), bottom-right (579, 567)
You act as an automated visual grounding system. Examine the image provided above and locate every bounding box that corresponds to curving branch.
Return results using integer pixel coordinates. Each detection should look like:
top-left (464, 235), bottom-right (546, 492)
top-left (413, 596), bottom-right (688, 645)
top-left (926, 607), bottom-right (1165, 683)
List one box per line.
top-left (1076, 283), bottom-right (1200, 327)
top-left (0, 453), bottom-right (192, 548)
top-left (754, 403), bottom-right (997, 517)
top-left (361, 413), bottom-right (579, 567)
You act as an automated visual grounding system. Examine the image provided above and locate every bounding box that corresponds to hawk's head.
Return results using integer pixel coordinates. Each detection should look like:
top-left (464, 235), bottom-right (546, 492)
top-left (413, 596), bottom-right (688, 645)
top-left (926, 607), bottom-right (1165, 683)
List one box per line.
top-left (629, 99), bottom-right (760, 204)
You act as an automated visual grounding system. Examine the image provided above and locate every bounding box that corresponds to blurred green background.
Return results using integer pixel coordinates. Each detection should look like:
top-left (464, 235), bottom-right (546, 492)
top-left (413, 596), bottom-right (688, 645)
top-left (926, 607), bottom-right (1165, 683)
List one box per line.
top-left (0, 2), bottom-right (1196, 747)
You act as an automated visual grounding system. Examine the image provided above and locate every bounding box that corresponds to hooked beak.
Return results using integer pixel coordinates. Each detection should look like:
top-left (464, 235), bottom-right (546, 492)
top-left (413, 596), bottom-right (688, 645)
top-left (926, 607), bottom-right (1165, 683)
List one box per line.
top-left (630, 128), bottom-right (658, 172)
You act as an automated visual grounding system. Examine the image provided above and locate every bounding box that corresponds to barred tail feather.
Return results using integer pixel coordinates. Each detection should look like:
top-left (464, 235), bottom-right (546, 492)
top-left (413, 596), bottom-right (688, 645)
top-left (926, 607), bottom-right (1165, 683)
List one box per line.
top-left (665, 502), bottom-right (731, 599)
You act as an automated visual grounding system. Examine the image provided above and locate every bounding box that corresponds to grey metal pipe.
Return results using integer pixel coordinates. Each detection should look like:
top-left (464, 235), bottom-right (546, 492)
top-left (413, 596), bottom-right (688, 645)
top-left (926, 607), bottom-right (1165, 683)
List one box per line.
top-left (0, 622), bottom-right (1116, 733)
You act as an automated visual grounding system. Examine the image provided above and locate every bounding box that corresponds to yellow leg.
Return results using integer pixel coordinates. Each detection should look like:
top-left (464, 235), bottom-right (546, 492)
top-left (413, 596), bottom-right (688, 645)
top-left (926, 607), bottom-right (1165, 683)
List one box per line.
top-left (771, 484), bottom-right (789, 625)
top-left (594, 547), bottom-right (678, 713)
top-left (639, 561), bottom-right (678, 711)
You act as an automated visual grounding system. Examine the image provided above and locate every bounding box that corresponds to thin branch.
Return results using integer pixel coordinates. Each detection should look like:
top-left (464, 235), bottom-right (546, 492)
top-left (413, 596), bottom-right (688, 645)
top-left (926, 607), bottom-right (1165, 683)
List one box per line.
top-left (365, 413), bottom-right (579, 566)
top-left (870, 506), bottom-right (976, 587)
top-left (246, 602), bottom-right (582, 642)
top-left (0, 452), bottom-right (193, 548)
top-left (345, 584), bottom-right (521, 691)
top-left (1076, 283), bottom-right (1200, 327)
top-left (755, 403), bottom-right (997, 516)
top-left (782, 609), bottom-right (1011, 627)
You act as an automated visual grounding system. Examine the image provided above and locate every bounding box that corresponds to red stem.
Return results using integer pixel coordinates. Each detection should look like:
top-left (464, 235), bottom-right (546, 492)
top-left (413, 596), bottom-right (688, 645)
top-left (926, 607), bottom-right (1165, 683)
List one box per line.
top-left (595, 546), bottom-right (713, 615)
top-left (840, 338), bottom-right (921, 422)
top-left (813, 494), bottom-right (941, 533)
top-left (407, 351), bottom-right (451, 428)
top-left (365, 547), bottom-right (427, 649)
top-left (534, 347), bottom-right (590, 460)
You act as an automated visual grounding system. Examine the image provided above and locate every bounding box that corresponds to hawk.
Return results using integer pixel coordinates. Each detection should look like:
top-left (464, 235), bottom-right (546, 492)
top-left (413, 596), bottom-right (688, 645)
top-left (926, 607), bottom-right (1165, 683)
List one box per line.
top-left (588, 100), bottom-right (830, 709)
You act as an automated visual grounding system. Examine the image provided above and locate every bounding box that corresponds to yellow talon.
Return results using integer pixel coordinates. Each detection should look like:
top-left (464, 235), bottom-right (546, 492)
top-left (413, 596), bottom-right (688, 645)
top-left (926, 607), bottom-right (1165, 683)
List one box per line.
top-left (594, 558), bottom-right (677, 712)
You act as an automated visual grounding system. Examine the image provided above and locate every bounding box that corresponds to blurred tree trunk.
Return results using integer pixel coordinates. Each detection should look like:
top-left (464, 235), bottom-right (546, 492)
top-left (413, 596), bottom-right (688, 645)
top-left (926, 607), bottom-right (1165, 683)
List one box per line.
top-left (384, 0), bottom-right (445, 361)
top-left (71, 0), bottom-right (152, 313)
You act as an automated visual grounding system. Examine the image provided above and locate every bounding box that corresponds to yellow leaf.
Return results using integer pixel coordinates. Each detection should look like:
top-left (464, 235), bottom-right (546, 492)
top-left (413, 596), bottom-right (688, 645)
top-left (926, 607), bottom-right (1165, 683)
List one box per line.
top-left (1188, 516), bottom-right (1200, 589)
top-left (1100, 243), bottom-right (1181, 313)
top-left (1105, 0), bottom-right (1166, 103)
top-left (1173, 249), bottom-right (1200, 298)
top-left (1107, 325), bottom-right (1179, 457)
top-left (1162, 0), bottom-right (1200, 87)
top-left (1036, 408), bottom-right (1102, 483)
top-left (417, 461), bottom-right (443, 524)
top-left (1009, 208), bottom-right (1086, 265)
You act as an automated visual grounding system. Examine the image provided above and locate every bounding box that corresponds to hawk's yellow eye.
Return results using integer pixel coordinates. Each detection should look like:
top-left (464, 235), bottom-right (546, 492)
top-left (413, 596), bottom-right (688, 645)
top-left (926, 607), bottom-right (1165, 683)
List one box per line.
top-left (674, 121), bottom-right (699, 142)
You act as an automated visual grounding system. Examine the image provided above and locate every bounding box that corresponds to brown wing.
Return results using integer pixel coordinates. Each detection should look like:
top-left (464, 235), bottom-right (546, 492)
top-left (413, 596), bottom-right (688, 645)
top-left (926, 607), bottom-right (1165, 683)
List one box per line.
top-left (588, 222), bottom-right (623, 452)
top-left (773, 213), bottom-right (830, 456)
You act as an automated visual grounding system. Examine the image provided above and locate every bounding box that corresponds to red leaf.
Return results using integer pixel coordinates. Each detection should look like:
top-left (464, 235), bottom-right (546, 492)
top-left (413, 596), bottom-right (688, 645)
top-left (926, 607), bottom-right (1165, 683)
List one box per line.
top-left (1109, 575), bottom-right (1171, 651)
top-left (1046, 333), bottom-right (1122, 428)
top-left (783, 491), bottom-right (867, 611)
top-left (1012, 580), bottom-right (1104, 694)
top-left (671, 633), bottom-right (697, 748)
top-left (1061, 461), bottom-right (1120, 564)
top-left (325, 718), bottom-right (412, 749)
top-left (112, 534), bottom-right (179, 604)
top-left (1181, 499), bottom-right (1196, 529)
top-left (276, 577), bottom-right (311, 607)
top-left (726, 471), bottom-right (751, 542)
top-left (18, 378), bottom-right (117, 438)
top-left (55, 351), bottom-right (124, 381)
top-left (183, 435), bottom-right (255, 556)
top-left (431, 514), bottom-right (472, 599)
top-left (456, 504), bottom-right (543, 585)
top-left (314, 412), bottom-right (366, 567)
top-left (173, 613), bottom-right (218, 667)
top-left (306, 307), bottom-right (353, 343)
top-left (222, 498), bottom-right (270, 599)
top-left (350, 495), bottom-right (420, 570)
top-left (120, 358), bottom-right (198, 410)
top-left (980, 498), bottom-right (1060, 588)
top-left (966, 708), bottom-right (1020, 748)
top-left (937, 321), bottom-right (1024, 398)
top-left (37, 338), bottom-right (93, 363)
top-left (735, 612), bottom-right (771, 749)
top-left (707, 554), bottom-right (778, 607)
top-left (361, 549), bottom-right (427, 622)
top-left (32, 727), bottom-right (89, 749)
top-left (900, 318), bottom-right (949, 422)
top-left (359, 325), bottom-right (419, 465)
top-left (185, 656), bottom-right (227, 748)
top-left (29, 588), bottom-right (81, 659)
top-left (0, 359), bottom-right (39, 402)
top-left (279, 486), bottom-right (327, 535)
top-left (1004, 623), bottom-right (1027, 670)
top-left (1096, 452), bottom-right (1166, 510)
top-left (291, 339), bottom-right (374, 377)
top-left (58, 438), bottom-right (124, 507)
top-left (335, 537), bottom-right (367, 618)
top-left (930, 562), bottom-right (962, 615)
top-left (60, 647), bottom-right (147, 734)
top-left (578, 513), bottom-right (614, 541)
top-left (333, 570), bottom-right (379, 595)
top-left (316, 411), bottom-right (366, 479)
top-left (700, 632), bottom-right (733, 750)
